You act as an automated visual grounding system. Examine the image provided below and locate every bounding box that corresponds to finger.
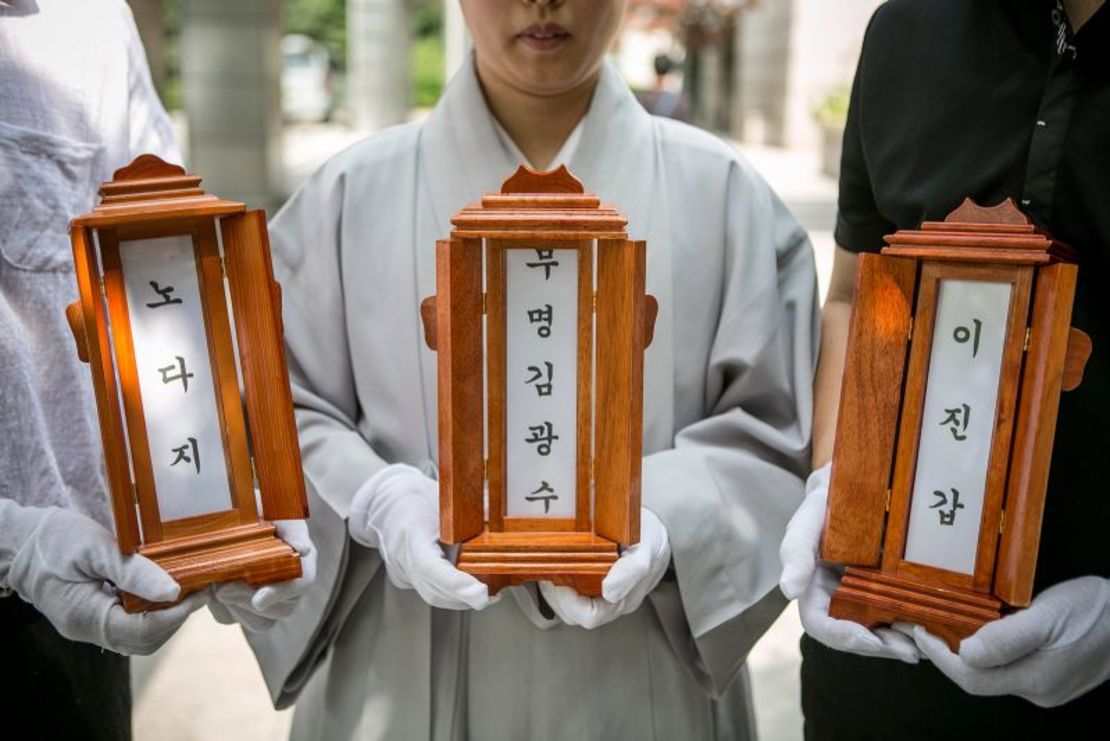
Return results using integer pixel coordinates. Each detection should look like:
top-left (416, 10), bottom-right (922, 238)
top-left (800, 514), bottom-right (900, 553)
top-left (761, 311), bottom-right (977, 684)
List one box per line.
top-left (779, 491), bottom-right (827, 600)
top-left (207, 598), bottom-right (237, 626)
top-left (539, 582), bottom-right (619, 630)
top-left (908, 624), bottom-right (1013, 697)
top-left (208, 585), bottom-right (279, 632)
top-left (601, 545), bottom-right (650, 604)
top-left (251, 583), bottom-right (302, 614)
top-left (959, 609), bottom-right (1054, 669)
top-left (412, 549), bottom-right (490, 610)
top-left (105, 592), bottom-right (206, 655)
top-left (226, 604), bottom-right (279, 633)
top-left (874, 627), bottom-right (921, 664)
top-left (251, 594), bottom-right (299, 620)
top-left (539, 582), bottom-right (597, 627)
top-left (798, 577), bottom-right (884, 654)
top-left (251, 540), bottom-right (317, 613)
top-left (212, 581), bottom-right (259, 610)
top-left (83, 541), bottom-right (181, 605)
top-left (274, 520), bottom-right (315, 558)
top-left (210, 582), bottom-right (293, 626)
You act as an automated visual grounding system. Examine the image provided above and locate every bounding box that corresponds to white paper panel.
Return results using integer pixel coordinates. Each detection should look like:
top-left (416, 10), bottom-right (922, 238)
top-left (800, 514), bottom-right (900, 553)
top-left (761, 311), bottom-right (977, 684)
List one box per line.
top-left (504, 247), bottom-right (579, 518)
top-left (120, 235), bottom-right (234, 522)
top-left (903, 279), bottom-right (1012, 575)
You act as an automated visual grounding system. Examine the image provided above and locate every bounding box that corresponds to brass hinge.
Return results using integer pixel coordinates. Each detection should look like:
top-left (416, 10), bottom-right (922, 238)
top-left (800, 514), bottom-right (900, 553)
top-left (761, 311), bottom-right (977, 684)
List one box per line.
top-left (1023, 327), bottom-right (1031, 352)
top-left (98, 276), bottom-right (107, 297)
top-left (884, 489), bottom-right (892, 512)
top-left (907, 316), bottom-right (914, 342)
top-left (482, 292), bottom-right (488, 315)
top-left (999, 509), bottom-right (1005, 535)
top-left (131, 482), bottom-right (139, 505)
top-left (483, 458), bottom-right (488, 481)
top-left (592, 292), bottom-right (597, 313)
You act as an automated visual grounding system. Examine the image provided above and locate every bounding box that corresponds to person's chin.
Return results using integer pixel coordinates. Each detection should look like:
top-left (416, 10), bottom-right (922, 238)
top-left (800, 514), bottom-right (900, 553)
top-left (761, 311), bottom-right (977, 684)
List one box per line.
top-left (507, 57), bottom-right (592, 97)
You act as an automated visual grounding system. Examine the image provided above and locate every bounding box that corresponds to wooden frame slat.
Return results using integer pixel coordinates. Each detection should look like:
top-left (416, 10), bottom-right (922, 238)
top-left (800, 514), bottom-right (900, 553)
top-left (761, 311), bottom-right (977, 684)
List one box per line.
top-left (593, 239), bottom-right (645, 546)
top-left (486, 240), bottom-right (506, 531)
top-left (221, 210), bottom-right (308, 520)
top-left (994, 262), bottom-right (1078, 605)
top-left (437, 238), bottom-right (486, 544)
top-left (822, 253), bottom-right (918, 565)
top-left (70, 226), bottom-right (142, 553)
top-left (195, 220), bottom-right (257, 524)
top-left (501, 517), bottom-right (578, 532)
top-left (99, 230), bottom-right (164, 542)
top-left (576, 239), bottom-right (593, 532)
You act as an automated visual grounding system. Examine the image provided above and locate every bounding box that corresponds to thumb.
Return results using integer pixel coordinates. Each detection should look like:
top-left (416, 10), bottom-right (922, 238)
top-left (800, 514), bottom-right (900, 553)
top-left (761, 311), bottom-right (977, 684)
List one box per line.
top-left (779, 488), bottom-right (827, 600)
top-left (601, 545), bottom-right (650, 604)
top-left (111, 554), bottom-right (181, 604)
top-left (959, 608), bottom-right (1054, 668)
top-left (77, 527), bottom-right (180, 604)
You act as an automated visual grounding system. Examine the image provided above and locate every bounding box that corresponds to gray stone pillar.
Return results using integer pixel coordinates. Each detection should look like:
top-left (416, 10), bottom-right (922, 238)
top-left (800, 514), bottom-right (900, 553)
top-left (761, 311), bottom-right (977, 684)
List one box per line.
top-left (347, 0), bottom-right (411, 132)
top-left (180, 0), bottom-right (282, 209)
top-left (126, 0), bottom-right (165, 96)
top-left (444, 0), bottom-right (470, 84)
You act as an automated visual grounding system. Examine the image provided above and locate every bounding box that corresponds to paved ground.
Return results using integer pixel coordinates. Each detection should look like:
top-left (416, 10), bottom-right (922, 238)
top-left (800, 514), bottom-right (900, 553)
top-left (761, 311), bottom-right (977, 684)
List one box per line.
top-left (133, 124), bottom-right (837, 741)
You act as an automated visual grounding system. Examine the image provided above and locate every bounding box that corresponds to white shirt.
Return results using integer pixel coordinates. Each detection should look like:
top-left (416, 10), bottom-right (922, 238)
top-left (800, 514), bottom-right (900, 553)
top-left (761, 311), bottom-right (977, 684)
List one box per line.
top-left (0, 0), bottom-right (179, 526)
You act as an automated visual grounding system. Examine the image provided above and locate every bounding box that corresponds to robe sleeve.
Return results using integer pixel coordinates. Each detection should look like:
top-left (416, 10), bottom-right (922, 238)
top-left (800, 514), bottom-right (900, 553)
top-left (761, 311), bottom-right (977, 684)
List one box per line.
top-left (646, 156), bottom-right (819, 696)
top-left (243, 158), bottom-right (388, 707)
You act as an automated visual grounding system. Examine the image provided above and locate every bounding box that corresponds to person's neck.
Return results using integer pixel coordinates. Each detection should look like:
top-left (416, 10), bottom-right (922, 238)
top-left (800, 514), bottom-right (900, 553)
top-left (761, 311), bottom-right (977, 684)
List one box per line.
top-left (476, 60), bottom-right (598, 171)
top-left (1063, 0), bottom-right (1105, 31)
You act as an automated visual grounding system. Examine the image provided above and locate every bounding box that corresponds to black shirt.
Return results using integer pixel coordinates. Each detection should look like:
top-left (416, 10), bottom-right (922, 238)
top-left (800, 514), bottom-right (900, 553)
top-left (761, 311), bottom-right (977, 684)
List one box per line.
top-left (805, 1), bottom-right (1110, 737)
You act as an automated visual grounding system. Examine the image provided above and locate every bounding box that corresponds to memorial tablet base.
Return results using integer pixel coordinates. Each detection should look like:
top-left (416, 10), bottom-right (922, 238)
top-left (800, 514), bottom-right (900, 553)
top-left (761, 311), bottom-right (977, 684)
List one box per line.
top-left (829, 567), bottom-right (1003, 652)
top-left (120, 522), bottom-right (301, 612)
top-left (456, 531), bottom-right (619, 597)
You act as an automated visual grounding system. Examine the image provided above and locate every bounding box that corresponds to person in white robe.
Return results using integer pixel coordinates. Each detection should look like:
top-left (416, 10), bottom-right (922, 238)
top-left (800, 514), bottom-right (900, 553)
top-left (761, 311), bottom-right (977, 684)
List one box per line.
top-left (246, 1), bottom-right (819, 738)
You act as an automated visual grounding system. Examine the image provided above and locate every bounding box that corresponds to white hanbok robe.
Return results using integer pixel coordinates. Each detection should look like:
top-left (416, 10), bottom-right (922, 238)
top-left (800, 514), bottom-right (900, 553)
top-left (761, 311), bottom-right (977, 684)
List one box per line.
top-left (247, 55), bottom-right (818, 741)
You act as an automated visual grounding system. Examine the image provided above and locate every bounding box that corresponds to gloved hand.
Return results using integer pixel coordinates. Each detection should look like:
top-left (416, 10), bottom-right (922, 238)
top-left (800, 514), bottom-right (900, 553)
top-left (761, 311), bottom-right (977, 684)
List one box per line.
top-left (899, 576), bottom-right (1110, 707)
top-left (780, 463), bottom-right (920, 663)
top-left (348, 463), bottom-right (492, 610)
top-left (207, 519), bottom-right (318, 632)
top-left (538, 507), bottom-right (670, 630)
top-left (0, 500), bottom-right (204, 655)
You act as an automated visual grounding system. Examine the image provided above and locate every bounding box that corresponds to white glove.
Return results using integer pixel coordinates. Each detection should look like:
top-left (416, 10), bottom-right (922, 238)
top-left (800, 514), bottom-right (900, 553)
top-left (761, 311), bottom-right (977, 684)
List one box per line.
top-left (0, 501), bottom-right (204, 655)
top-left (781, 464), bottom-right (920, 663)
top-left (538, 507), bottom-right (670, 630)
top-left (207, 519), bottom-right (317, 632)
top-left (900, 576), bottom-right (1110, 707)
top-left (348, 463), bottom-right (492, 611)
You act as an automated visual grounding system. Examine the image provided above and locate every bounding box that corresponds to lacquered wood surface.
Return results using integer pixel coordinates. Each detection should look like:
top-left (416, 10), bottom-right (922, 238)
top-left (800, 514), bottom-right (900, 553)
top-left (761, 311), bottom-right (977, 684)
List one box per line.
top-left (222, 210), bottom-right (309, 520)
top-left (593, 239), bottom-right (645, 547)
top-left (436, 237), bottom-right (486, 544)
top-left (821, 253), bottom-right (917, 566)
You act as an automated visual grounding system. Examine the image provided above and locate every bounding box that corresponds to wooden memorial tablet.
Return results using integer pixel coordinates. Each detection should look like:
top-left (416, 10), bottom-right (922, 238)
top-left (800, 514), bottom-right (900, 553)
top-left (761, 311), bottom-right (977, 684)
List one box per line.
top-left (820, 198), bottom-right (1092, 649)
top-left (420, 165), bottom-right (658, 596)
top-left (66, 155), bottom-right (308, 612)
